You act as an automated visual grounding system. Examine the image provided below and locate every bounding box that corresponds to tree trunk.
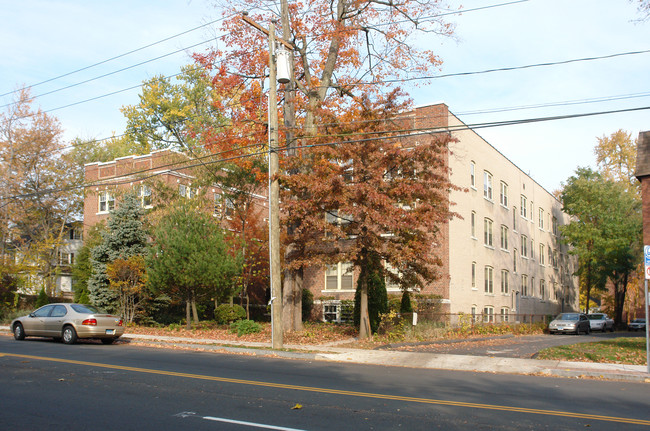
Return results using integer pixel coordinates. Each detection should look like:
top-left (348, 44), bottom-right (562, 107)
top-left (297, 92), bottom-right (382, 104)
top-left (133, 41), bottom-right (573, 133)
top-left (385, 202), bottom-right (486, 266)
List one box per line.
top-left (191, 290), bottom-right (199, 324)
top-left (185, 297), bottom-right (191, 330)
top-left (359, 271), bottom-right (370, 339)
top-left (282, 268), bottom-right (304, 332)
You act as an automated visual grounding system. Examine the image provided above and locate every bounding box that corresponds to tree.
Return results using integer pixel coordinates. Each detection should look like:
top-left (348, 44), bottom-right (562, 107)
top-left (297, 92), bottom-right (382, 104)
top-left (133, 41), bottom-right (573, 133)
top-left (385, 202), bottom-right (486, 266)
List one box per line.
top-left (281, 90), bottom-right (459, 338)
top-left (147, 200), bottom-right (242, 329)
top-left (106, 255), bottom-right (148, 324)
top-left (594, 129), bottom-right (639, 195)
top-left (88, 193), bottom-right (148, 312)
top-left (0, 88), bottom-right (81, 294)
top-left (353, 251), bottom-right (388, 334)
top-left (560, 167), bottom-right (641, 323)
top-left (71, 223), bottom-right (104, 303)
top-left (121, 65), bottom-right (227, 156)
top-left (195, 0), bottom-right (456, 332)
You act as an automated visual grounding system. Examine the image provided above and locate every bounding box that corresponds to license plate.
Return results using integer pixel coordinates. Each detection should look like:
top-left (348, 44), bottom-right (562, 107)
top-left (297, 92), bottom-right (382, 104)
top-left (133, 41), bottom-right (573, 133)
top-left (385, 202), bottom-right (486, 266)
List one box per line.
top-left (105, 329), bottom-right (115, 335)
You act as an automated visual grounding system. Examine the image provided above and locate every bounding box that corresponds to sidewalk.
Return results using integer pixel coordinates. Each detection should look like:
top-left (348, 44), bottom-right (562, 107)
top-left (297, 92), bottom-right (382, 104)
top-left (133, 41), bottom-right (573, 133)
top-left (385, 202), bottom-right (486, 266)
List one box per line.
top-left (121, 332), bottom-right (650, 383)
top-left (3, 326), bottom-right (649, 382)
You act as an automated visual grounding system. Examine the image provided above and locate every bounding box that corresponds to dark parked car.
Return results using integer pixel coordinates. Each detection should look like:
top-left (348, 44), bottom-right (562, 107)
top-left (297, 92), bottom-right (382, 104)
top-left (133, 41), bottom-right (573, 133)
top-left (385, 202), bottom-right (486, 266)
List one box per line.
top-left (548, 313), bottom-right (591, 335)
top-left (628, 318), bottom-right (646, 332)
top-left (587, 313), bottom-right (615, 332)
top-left (11, 303), bottom-right (124, 344)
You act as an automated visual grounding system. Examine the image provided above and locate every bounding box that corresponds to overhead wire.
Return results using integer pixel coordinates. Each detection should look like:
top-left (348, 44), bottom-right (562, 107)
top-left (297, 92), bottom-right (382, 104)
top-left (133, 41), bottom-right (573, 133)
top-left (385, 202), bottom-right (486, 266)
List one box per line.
top-left (3, 104), bottom-right (649, 205)
top-left (0, 15), bottom-right (235, 99)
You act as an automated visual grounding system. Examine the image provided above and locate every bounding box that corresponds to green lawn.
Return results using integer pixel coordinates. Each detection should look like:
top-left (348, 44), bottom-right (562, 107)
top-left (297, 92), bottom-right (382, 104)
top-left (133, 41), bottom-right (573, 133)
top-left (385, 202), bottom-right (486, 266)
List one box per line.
top-left (536, 337), bottom-right (648, 365)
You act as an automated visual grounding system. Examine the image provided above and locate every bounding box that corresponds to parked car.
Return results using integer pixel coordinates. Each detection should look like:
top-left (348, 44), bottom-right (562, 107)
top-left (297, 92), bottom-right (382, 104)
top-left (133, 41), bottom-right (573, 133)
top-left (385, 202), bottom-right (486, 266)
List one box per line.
top-left (11, 303), bottom-right (124, 345)
top-left (548, 312), bottom-right (591, 335)
top-left (628, 318), bottom-right (646, 332)
top-left (587, 313), bottom-right (615, 332)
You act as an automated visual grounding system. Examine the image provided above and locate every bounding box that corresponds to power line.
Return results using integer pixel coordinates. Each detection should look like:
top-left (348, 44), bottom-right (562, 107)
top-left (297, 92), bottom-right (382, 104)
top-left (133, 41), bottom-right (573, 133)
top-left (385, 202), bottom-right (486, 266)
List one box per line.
top-left (0, 15), bottom-right (233, 99)
top-left (4, 104), bottom-right (649, 204)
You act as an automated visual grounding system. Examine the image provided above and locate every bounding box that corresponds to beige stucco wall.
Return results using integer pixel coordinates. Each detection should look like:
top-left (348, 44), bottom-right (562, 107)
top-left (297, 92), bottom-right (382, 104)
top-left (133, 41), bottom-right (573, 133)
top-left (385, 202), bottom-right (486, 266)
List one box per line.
top-left (446, 111), bottom-right (579, 319)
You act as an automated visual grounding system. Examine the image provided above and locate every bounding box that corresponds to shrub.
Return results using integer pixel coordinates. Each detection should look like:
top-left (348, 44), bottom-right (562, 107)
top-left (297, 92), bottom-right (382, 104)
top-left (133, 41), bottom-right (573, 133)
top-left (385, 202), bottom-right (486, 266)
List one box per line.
top-left (215, 304), bottom-right (246, 324)
top-left (400, 291), bottom-right (413, 313)
top-left (35, 289), bottom-right (49, 308)
top-left (302, 288), bottom-right (314, 321)
top-left (230, 319), bottom-right (262, 336)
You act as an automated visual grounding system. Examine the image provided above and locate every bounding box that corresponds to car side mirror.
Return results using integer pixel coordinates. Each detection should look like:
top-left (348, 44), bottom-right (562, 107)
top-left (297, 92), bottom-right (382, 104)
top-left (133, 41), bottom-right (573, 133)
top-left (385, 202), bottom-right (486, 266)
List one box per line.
top-left (29, 313), bottom-right (35, 318)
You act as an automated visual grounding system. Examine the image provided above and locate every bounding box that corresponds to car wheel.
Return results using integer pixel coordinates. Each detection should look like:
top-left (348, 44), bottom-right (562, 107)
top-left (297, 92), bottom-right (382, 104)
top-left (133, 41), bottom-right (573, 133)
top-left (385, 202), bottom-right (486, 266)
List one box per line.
top-left (13, 323), bottom-right (25, 340)
top-left (62, 326), bottom-right (78, 345)
top-left (101, 338), bottom-right (116, 345)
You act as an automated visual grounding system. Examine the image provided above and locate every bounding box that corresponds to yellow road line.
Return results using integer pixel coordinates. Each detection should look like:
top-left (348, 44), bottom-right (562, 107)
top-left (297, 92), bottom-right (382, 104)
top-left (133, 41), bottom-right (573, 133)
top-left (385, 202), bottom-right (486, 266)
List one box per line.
top-left (4, 353), bottom-right (649, 426)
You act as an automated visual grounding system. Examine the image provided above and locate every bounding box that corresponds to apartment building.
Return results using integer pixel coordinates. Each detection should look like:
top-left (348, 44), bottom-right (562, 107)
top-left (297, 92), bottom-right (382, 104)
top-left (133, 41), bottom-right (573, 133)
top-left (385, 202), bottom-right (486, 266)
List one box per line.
top-left (306, 104), bottom-right (579, 322)
top-left (82, 107), bottom-right (579, 322)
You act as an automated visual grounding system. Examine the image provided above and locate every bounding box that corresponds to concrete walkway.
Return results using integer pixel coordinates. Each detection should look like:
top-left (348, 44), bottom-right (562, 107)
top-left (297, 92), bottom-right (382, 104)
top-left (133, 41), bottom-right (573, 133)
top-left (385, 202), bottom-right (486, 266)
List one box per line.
top-left (3, 326), bottom-right (649, 382)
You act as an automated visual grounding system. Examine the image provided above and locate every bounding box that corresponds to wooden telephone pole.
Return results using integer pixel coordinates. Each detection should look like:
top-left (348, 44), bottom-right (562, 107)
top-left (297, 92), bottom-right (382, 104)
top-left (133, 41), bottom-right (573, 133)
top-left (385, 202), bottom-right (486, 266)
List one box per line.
top-left (241, 13), bottom-right (293, 349)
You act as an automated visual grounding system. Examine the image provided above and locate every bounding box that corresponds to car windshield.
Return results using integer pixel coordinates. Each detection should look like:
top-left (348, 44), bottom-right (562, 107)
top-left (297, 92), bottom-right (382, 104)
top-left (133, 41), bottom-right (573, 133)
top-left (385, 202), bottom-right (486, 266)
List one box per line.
top-left (588, 315), bottom-right (604, 320)
top-left (70, 304), bottom-right (103, 314)
top-left (632, 318), bottom-right (646, 323)
top-left (557, 313), bottom-right (579, 321)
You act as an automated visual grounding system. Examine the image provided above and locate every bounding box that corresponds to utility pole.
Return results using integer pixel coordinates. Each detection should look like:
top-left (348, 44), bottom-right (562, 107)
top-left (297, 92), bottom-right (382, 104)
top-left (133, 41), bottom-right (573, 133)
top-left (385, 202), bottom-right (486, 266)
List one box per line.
top-left (267, 22), bottom-right (283, 349)
top-left (242, 14), bottom-right (292, 349)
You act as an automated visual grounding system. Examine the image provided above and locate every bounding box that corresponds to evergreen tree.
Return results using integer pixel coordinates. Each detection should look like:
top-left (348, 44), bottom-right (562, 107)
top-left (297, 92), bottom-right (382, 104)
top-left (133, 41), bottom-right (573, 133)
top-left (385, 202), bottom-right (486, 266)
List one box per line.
top-left (35, 288), bottom-right (49, 308)
top-left (354, 251), bottom-right (388, 334)
top-left (147, 200), bottom-right (242, 329)
top-left (88, 193), bottom-right (147, 312)
top-left (400, 291), bottom-right (413, 314)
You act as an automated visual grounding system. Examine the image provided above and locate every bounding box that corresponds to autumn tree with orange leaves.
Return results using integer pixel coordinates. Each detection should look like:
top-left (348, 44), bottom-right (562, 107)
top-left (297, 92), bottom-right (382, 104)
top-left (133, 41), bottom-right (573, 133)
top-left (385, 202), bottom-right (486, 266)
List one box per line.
top-left (192, 0), bottom-right (456, 335)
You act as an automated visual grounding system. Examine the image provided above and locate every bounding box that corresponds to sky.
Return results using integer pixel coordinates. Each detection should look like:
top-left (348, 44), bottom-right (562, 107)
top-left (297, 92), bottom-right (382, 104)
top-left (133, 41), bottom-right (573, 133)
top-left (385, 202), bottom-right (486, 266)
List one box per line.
top-left (1, 0), bottom-right (648, 193)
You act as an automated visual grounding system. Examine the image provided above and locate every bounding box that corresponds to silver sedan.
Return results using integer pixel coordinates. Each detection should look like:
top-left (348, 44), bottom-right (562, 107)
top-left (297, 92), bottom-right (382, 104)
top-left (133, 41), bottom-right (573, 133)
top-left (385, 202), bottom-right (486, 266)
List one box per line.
top-left (11, 303), bottom-right (124, 345)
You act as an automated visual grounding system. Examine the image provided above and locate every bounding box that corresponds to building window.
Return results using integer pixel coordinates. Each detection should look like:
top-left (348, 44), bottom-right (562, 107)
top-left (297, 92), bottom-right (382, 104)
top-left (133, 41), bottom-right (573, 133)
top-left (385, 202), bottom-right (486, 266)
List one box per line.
top-left (500, 307), bottom-right (510, 322)
top-left (500, 225), bottom-right (508, 250)
top-left (538, 208), bottom-right (544, 229)
top-left (470, 161), bottom-right (476, 188)
top-left (325, 262), bottom-right (354, 291)
top-left (521, 274), bottom-right (529, 296)
top-left (513, 249), bottom-right (518, 273)
top-left (500, 182), bottom-right (508, 207)
top-left (540, 244), bottom-right (545, 265)
top-left (483, 171), bottom-right (493, 200)
top-left (531, 277), bottom-right (535, 297)
top-left (552, 216), bottom-right (558, 235)
top-left (513, 206), bottom-right (517, 231)
top-left (530, 239), bottom-right (534, 259)
top-left (520, 195), bottom-right (527, 219)
top-left (179, 184), bottom-right (197, 199)
top-left (98, 191), bottom-right (115, 213)
top-left (68, 228), bottom-right (82, 240)
top-left (501, 269), bottom-right (509, 294)
top-left (322, 300), bottom-right (353, 323)
top-left (484, 266), bottom-right (494, 294)
top-left (471, 262), bottom-right (476, 289)
top-left (58, 252), bottom-right (74, 265)
top-left (484, 218), bottom-right (493, 247)
top-left (521, 235), bottom-right (528, 258)
top-left (471, 306), bottom-right (477, 323)
top-left (483, 306), bottom-right (494, 323)
top-left (540, 279), bottom-right (546, 300)
top-left (471, 211), bottom-right (476, 238)
top-left (137, 185), bottom-right (152, 208)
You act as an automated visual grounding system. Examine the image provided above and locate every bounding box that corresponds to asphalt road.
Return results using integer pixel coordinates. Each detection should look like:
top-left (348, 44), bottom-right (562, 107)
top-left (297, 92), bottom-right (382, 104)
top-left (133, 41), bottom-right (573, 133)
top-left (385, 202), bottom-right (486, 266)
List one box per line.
top-left (387, 331), bottom-right (646, 358)
top-left (1, 336), bottom-right (649, 430)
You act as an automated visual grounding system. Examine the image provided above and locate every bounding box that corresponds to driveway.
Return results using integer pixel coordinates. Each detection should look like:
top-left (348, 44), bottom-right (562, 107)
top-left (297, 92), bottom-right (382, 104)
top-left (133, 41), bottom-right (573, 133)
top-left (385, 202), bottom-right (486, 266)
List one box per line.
top-left (381, 331), bottom-right (645, 359)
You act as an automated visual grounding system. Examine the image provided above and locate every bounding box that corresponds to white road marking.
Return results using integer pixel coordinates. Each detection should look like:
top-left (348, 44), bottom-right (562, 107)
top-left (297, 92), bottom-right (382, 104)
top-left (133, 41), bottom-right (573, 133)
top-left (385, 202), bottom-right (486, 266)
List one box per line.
top-left (202, 416), bottom-right (308, 430)
top-left (175, 412), bottom-right (307, 430)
